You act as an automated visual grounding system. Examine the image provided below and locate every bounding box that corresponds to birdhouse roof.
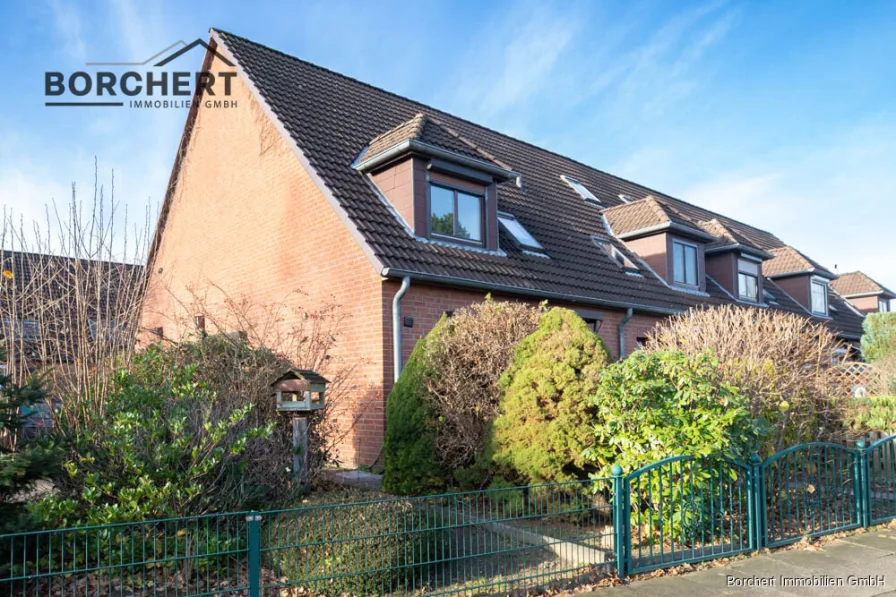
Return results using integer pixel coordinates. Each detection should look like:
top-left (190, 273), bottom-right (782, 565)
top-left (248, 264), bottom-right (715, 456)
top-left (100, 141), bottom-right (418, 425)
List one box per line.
top-left (270, 369), bottom-right (330, 387)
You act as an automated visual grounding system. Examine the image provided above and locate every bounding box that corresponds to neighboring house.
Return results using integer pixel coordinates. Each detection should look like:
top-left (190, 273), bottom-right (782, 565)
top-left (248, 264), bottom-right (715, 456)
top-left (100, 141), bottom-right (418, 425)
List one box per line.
top-left (140, 30), bottom-right (866, 467)
top-left (831, 271), bottom-right (895, 314)
top-left (0, 249), bottom-right (142, 431)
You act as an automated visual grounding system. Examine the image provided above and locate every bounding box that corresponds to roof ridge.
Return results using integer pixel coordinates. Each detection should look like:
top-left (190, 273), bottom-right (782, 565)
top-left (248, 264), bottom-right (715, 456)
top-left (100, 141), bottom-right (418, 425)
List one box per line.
top-left (209, 28), bottom-right (790, 247)
top-left (367, 113), bottom-right (427, 147)
top-left (426, 116), bottom-right (512, 171)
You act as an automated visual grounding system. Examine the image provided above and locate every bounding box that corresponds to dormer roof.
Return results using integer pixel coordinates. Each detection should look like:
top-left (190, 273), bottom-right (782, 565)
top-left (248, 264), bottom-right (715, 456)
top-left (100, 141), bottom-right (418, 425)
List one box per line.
top-left (699, 218), bottom-right (774, 260)
top-left (601, 196), bottom-right (717, 241)
top-left (764, 246), bottom-right (837, 279)
top-left (831, 271), bottom-right (896, 299)
top-left (355, 113), bottom-right (517, 181)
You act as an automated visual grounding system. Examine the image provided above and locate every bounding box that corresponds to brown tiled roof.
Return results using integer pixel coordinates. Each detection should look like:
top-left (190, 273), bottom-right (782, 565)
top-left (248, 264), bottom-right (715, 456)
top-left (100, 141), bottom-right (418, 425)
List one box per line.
top-left (699, 218), bottom-right (770, 256)
top-left (764, 246), bottom-right (836, 278)
top-left (206, 30), bottom-right (862, 338)
top-left (363, 113), bottom-right (508, 168)
top-left (831, 271), bottom-right (896, 298)
top-left (601, 196), bottom-right (712, 239)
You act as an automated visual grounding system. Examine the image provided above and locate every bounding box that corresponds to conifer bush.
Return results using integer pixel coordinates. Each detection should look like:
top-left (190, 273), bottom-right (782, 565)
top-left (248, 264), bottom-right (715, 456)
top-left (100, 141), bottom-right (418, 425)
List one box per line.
top-left (490, 308), bottom-right (609, 483)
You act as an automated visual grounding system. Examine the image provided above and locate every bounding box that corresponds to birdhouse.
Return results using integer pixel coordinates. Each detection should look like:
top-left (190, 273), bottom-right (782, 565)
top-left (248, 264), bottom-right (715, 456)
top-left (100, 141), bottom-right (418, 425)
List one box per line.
top-left (271, 369), bottom-right (329, 414)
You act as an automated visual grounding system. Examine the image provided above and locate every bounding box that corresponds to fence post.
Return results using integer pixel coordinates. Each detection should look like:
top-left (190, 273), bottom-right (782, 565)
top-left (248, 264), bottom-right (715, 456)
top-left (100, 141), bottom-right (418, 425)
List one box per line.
top-left (855, 441), bottom-right (870, 528)
top-left (747, 453), bottom-right (760, 551)
top-left (247, 511), bottom-right (262, 597)
top-left (612, 465), bottom-right (627, 581)
top-left (755, 453), bottom-right (768, 549)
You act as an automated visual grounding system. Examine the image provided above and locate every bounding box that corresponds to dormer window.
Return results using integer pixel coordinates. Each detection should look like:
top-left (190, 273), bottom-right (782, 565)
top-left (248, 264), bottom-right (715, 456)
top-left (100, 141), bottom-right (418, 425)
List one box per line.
top-left (429, 183), bottom-right (483, 244)
top-left (672, 239), bottom-right (699, 287)
top-left (498, 212), bottom-right (545, 255)
top-left (810, 277), bottom-right (829, 315)
top-left (561, 175), bottom-right (600, 204)
top-left (737, 257), bottom-right (760, 302)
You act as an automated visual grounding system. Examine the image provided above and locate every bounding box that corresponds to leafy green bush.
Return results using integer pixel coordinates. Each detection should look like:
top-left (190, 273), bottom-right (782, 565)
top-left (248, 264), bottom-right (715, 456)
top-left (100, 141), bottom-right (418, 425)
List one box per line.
top-left (847, 396), bottom-right (896, 432)
top-left (490, 308), bottom-right (609, 483)
top-left (584, 350), bottom-right (760, 476)
top-left (382, 337), bottom-right (446, 495)
top-left (31, 346), bottom-right (273, 527)
top-left (863, 313), bottom-right (896, 363)
top-left (265, 498), bottom-right (440, 595)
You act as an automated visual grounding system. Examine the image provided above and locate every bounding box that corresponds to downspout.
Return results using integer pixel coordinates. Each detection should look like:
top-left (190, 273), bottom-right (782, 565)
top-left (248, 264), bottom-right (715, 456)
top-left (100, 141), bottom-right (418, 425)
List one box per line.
top-left (392, 276), bottom-right (411, 381)
top-left (618, 308), bottom-right (634, 359)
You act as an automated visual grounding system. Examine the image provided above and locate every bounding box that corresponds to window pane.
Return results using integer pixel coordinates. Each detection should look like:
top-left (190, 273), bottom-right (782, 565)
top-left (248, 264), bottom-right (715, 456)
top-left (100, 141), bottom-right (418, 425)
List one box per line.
top-left (456, 191), bottom-right (482, 241)
top-left (499, 215), bottom-right (542, 250)
top-left (673, 242), bottom-right (685, 284)
top-left (685, 245), bottom-right (698, 285)
top-left (739, 273), bottom-right (758, 300)
top-left (811, 281), bottom-right (827, 314)
top-left (738, 258), bottom-right (760, 276)
top-left (881, 299), bottom-right (889, 313)
top-left (430, 185), bottom-right (455, 236)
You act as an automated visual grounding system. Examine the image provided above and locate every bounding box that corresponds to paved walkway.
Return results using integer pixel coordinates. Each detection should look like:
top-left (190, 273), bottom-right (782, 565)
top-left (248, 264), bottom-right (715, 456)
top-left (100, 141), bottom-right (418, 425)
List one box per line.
top-left (590, 530), bottom-right (896, 596)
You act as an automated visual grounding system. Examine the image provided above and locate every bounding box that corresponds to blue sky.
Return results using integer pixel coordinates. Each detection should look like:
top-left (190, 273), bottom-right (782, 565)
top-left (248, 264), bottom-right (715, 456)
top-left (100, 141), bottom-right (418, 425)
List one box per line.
top-left (2, 0), bottom-right (895, 288)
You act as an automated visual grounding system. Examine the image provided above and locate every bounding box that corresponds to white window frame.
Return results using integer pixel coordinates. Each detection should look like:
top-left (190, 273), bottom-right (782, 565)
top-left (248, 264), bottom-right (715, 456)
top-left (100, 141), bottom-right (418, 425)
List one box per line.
top-left (561, 175), bottom-right (600, 204)
top-left (737, 256), bottom-right (761, 302)
top-left (881, 298), bottom-right (891, 313)
top-left (810, 276), bottom-right (829, 316)
top-left (671, 239), bottom-right (700, 287)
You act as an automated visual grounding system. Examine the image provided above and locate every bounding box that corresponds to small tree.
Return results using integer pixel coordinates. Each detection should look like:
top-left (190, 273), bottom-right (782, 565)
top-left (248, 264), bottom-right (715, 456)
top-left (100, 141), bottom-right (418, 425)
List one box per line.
top-left (862, 313), bottom-right (896, 363)
top-left (0, 356), bottom-right (60, 531)
top-left (422, 298), bottom-right (543, 472)
top-left (645, 305), bottom-right (843, 451)
top-left (491, 308), bottom-right (609, 483)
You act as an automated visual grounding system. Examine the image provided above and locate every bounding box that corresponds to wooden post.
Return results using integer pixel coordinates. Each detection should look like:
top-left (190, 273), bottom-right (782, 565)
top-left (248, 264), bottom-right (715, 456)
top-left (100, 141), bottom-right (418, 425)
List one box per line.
top-left (291, 415), bottom-right (310, 486)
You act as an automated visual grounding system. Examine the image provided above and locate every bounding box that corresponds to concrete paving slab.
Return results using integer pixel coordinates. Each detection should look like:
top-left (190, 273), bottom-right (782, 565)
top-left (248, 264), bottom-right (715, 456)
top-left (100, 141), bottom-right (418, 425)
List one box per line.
top-left (839, 533), bottom-right (896, 554)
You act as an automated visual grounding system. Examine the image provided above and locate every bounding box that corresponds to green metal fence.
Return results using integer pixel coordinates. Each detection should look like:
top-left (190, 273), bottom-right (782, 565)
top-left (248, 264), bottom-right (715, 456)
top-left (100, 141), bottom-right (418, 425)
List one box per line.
top-left (0, 480), bottom-right (615, 596)
top-left (4, 437), bottom-right (896, 595)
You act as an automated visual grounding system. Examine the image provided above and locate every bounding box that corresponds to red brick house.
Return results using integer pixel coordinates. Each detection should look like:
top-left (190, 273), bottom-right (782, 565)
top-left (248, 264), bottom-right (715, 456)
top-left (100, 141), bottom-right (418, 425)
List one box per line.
top-left (140, 30), bottom-right (867, 467)
top-left (831, 271), bottom-right (894, 314)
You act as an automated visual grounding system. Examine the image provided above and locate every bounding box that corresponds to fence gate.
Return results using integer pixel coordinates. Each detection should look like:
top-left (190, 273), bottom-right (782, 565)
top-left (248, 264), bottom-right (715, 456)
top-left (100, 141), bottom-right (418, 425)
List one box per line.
top-left (759, 442), bottom-right (861, 548)
top-left (867, 434), bottom-right (896, 525)
top-left (619, 456), bottom-right (754, 577)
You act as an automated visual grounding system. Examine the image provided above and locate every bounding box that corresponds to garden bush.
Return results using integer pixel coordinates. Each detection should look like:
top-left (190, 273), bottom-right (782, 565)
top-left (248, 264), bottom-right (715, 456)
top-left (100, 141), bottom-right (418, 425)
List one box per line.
top-left (490, 308), bottom-right (609, 483)
top-left (584, 350), bottom-right (760, 476)
top-left (31, 346), bottom-right (274, 527)
top-left (645, 305), bottom-right (843, 452)
top-left (382, 337), bottom-right (446, 495)
top-left (847, 395), bottom-right (896, 432)
top-left (265, 497), bottom-right (441, 596)
top-left (862, 313), bottom-right (896, 363)
top-left (423, 298), bottom-right (543, 472)
top-left (584, 350), bottom-right (760, 543)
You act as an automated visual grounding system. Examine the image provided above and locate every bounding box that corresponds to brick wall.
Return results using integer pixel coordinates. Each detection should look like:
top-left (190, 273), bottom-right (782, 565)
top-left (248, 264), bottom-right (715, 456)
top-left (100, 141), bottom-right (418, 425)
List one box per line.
top-left (140, 54), bottom-right (673, 469)
top-left (139, 54), bottom-right (388, 467)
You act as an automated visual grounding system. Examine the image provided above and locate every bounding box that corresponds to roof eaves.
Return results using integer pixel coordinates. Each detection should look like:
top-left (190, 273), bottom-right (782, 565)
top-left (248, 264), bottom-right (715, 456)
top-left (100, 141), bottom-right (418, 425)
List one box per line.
top-left (354, 138), bottom-right (519, 182)
top-left (379, 267), bottom-right (685, 316)
top-left (616, 221), bottom-right (718, 242)
top-left (705, 243), bottom-right (775, 260)
top-left (766, 268), bottom-right (837, 281)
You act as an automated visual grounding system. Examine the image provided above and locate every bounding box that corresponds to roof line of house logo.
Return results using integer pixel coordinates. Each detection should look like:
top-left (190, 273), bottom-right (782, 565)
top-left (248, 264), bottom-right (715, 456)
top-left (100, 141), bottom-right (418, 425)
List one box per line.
top-left (84, 39), bottom-right (234, 68)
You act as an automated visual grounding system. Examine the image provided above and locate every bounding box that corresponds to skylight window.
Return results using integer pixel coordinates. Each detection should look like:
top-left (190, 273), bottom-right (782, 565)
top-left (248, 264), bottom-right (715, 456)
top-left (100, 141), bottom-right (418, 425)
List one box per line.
top-left (593, 237), bottom-right (638, 272)
top-left (561, 175), bottom-right (600, 204)
top-left (618, 194), bottom-right (634, 204)
top-left (498, 213), bottom-right (545, 254)
top-left (762, 289), bottom-right (779, 306)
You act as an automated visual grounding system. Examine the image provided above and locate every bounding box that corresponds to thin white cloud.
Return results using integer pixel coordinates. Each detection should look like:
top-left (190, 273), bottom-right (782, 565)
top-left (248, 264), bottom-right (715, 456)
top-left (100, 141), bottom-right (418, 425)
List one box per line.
top-left (679, 119), bottom-right (896, 290)
top-left (48, 0), bottom-right (87, 60)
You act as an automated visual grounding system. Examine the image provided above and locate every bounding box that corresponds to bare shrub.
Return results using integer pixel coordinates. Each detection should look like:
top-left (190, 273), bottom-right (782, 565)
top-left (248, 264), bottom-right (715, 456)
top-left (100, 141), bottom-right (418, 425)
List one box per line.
top-left (645, 305), bottom-right (845, 452)
top-left (156, 285), bottom-right (355, 491)
top-left (871, 356), bottom-right (896, 396)
top-left (0, 164), bottom-right (150, 437)
top-left (423, 298), bottom-right (544, 471)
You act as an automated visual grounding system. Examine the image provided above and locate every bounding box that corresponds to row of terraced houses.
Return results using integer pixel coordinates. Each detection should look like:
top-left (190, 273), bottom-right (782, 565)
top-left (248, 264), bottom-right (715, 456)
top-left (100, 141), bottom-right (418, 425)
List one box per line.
top-left (137, 30), bottom-right (894, 467)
